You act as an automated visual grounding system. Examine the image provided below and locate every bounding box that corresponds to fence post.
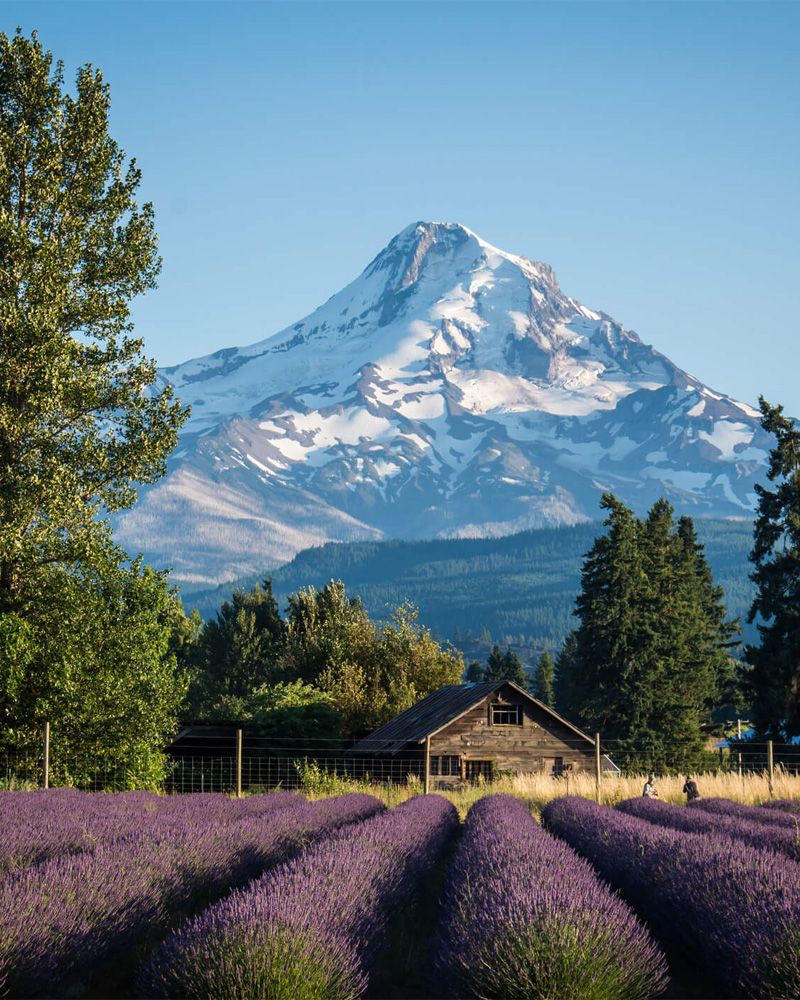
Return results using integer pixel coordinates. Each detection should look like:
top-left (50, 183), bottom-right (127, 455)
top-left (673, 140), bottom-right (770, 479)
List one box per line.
top-left (594, 732), bottom-right (601, 804)
top-left (737, 718), bottom-right (742, 781)
top-left (235, 729), bottom-right (243, 799)
top-left (42, 721), bottom-right (50, 790)
top-left (767, 739), bottom-right (774, 798)
top-left (423, 736), bottom-right (430, 794)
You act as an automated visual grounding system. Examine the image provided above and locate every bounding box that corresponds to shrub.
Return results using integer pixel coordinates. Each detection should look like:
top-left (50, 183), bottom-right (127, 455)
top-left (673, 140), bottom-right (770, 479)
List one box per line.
top-left (763, 798), bottom-right (800, 816)
top-left (139, 794), bottom-right (458, 999)
top-left (0, 792), bottom-right (382, 996)
top-left (689, 796), bottom-right (800, 831)
top-left (617, 795), bottom-right (800, 861)
top-left (432, 794), bottom-right (668, 999)
top-left (543, 796), bottom-right (800, 999)
top-left (0, 789), bottom-right (300, 877)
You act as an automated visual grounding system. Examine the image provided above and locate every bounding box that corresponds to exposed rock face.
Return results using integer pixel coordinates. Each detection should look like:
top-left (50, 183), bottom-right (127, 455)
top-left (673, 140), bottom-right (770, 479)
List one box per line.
top-left (116, 222), bottom-right (767, 587)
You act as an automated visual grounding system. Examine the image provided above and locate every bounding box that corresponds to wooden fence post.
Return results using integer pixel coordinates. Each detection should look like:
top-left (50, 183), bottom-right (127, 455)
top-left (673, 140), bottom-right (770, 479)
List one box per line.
top-left (767, 739), bottom-right (774, 799)
top-left (594, 732), bottom-right (601, 804)
top-left (236, 728), bottom-right (243, 799)
top-left (42, 721), bottom-right (50, 790)
top-left (423, 736), bottom-right (430, 794)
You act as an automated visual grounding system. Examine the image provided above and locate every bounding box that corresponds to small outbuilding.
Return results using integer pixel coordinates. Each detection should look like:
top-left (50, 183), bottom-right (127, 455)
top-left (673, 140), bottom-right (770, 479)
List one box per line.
top-left (350, 680), bottom-right (617, 787)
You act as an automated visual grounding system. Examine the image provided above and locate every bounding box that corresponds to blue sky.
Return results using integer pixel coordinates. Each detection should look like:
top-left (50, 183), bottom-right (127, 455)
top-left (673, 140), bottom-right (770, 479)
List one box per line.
top-left (4, 1), bottom-right (799, 413)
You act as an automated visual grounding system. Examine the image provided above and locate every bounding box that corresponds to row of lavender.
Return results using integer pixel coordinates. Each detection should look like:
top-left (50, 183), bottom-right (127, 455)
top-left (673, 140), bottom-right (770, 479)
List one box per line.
top-left (0, 787), bottom-right (314, 877)
top-left (0, 790), bottom-right (384, 997)
top-left (140, 792), bottom-right (670, 1000)
top-left (543, 795), bottom-right (800, 1000)
top-left (4, 788), bottom-right (798, 998)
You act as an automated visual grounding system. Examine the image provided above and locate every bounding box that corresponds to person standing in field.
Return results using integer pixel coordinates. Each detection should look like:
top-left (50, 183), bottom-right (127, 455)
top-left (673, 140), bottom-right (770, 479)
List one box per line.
top-left (683, 775), bottom-right (701, 801)
top-left (642, 773), bottom-right (659, 798)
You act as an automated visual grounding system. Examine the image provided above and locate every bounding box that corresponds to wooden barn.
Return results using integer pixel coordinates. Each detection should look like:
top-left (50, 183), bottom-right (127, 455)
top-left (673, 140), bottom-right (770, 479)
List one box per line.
top-left (350, 680), bottom-right (617, 788)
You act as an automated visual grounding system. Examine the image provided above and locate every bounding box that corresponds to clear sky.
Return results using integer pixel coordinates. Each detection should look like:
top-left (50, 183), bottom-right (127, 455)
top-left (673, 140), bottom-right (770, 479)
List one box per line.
top-left (4, 1), bottom-right (799, 413)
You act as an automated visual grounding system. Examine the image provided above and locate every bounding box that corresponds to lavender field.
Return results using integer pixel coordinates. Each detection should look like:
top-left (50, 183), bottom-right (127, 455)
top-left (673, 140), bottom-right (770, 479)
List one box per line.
top-left (1, 789), bottom-right (798, 999)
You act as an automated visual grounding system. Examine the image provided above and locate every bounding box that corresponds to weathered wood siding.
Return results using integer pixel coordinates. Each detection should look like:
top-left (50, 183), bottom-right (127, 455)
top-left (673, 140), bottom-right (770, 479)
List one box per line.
top-left (428, 683), bottom-right (594, 785)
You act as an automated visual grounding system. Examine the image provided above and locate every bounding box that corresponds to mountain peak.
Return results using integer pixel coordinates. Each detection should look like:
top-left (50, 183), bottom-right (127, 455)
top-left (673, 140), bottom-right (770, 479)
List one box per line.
top-left (124, 223), bottom-right (769, 586)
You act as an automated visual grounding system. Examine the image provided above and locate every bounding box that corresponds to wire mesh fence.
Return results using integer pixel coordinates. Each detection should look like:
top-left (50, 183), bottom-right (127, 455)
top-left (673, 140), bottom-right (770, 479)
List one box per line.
top-left (2, 727), bottom-right (797, 795)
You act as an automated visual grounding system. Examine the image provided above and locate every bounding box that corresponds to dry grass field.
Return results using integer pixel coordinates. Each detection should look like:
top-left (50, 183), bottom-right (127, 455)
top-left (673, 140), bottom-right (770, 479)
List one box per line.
top-left (304, 767), bottom-right (800, 818)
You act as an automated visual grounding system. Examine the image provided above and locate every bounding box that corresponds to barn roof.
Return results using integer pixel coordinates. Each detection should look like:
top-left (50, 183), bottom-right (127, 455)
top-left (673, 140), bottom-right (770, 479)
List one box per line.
top-left (349, 680), bottom-right (596, 755)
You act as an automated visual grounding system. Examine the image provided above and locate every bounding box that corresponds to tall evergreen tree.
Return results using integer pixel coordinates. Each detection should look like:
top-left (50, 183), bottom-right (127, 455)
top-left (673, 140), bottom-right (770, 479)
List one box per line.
top-left (189, 579), bottom-right (286, 715)
top-left (747, 398), bottom-right (800, 739)
top-left (554, 630), bottom-right (582, 717)
top-left (534, 651), bottom-right (555, 706)
top-left (484, 644), bottom-right (506, 681)
top-left (484, 644), bottom-right (528, 688)
top-left (572, 493), bottom-right (736, 769)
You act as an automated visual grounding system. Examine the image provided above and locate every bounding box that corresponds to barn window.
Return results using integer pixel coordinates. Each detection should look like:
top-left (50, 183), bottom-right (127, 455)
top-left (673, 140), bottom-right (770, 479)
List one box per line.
top-left (428, 756), bottom-right (460, 776)
top-left (441, 756), bottom-right (460, 776)
top-left (491, 704), bottom-right (521, 726)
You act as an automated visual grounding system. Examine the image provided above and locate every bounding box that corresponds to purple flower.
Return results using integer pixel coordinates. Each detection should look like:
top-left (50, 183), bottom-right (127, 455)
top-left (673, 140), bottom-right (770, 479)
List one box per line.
top-left (432, 794), bottom-right (668, 999)
top-left (0, 792), bottom-right (382, 996)
top-left (543, 795), bottom-right (800, 998)
top-left (139, 794), bottom-right (458, 999)
top-left (617, 795), bottom-right (800, 861)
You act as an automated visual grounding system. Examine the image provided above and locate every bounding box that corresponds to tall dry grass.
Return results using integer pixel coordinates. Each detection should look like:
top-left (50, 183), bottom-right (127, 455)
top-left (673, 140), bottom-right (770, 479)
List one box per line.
top-left (304, 767), bottom-right (800, 818)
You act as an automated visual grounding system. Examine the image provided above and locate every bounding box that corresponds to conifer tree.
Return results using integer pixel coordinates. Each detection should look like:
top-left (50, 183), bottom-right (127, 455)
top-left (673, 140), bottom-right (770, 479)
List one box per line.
top-left (534, 651), bottom-right (555, 706)
top-left (465, 660), bottom-right (483, 682)
top-left (554, 630), bottom-right (582, 717)
top-left (484, 644), bottom-right (506, 681)
top-left (571, 493), bottom-right (736, 769)
top-left (747, 397), bottom-right (800, 739)
top-left (188, 579), bottom-right (286, 715)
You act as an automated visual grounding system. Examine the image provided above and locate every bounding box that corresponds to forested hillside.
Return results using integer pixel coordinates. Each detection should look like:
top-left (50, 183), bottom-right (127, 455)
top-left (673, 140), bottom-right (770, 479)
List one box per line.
top-left (184, 519), bottom-right (755, 654)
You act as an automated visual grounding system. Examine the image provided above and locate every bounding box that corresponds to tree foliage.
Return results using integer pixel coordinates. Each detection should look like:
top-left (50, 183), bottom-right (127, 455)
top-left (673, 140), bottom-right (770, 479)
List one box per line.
top-left (534, 650), bottom-right (555, 706)
top-left (186, 579), bottom-right (285, 715)
top-left (187, 580), bottom-right (463, 738)
top-left (0, 30), bottom-right (186, 613)
top-left (559, 494), bottom-right (738, 769)
top-left (0, 546), bottom-right (189, 787)
top-left (747, 398), bottom-right (800, 739)
top-left (0, 31), bottom-right (189, 783)
top-left (483, 644), bottom-right (529, 688)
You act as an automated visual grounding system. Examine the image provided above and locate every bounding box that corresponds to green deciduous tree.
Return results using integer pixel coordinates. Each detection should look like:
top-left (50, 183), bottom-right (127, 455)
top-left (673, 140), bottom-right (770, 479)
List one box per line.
top-left (0, 31), bottom-right (189, 781)
top-left (186, 580), bottom-right (464, 738)
top-left (0, 31), bottom-right (186, 612)
top-left (534, 651), bottom-right (555, 706)
top-left (747, 397), bottom-right (800, 740)
top-left (0, 546), bottom-right (188, 787)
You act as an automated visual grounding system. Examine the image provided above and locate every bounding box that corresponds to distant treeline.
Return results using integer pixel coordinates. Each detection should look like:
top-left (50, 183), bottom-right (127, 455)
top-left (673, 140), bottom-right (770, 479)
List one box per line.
top-left (185, 519), bottom-right (756, 652)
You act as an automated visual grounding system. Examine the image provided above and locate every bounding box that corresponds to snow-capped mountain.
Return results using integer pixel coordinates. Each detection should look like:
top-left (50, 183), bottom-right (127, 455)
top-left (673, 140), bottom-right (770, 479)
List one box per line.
top-left (115, 222), bottom-right (769, 587)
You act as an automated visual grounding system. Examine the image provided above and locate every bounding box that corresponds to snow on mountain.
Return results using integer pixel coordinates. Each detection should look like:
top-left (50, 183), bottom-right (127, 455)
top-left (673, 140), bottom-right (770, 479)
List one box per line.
top-left (115, 221), bottom-right (769, 587)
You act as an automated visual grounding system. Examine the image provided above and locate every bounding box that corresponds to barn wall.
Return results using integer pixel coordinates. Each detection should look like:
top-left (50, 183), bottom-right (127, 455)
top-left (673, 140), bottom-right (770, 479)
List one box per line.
top-left (428, 685), bottom-right (595, 786)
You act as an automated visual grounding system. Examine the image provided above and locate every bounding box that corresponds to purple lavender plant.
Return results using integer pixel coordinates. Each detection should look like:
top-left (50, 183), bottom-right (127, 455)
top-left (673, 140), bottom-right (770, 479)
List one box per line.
top-left (543, 796), bottom-right (800, 999)
top-left (432, 795), bottom-right (668, 1000)
top-left (617, 795), bottom-right (800, 861)
top-left (0, 788), bottom-right (301, 877)
top-left (139, 794), bottom-right (458, 1000)
top-left (689, 796), bottom-right (800, 832)
top-left (762, 798), bottom-right (800, 816)
top-left (0, 792), bottom-right (382, 997)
